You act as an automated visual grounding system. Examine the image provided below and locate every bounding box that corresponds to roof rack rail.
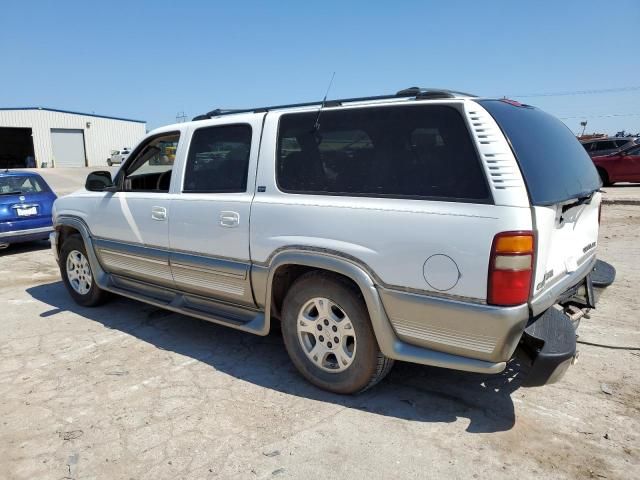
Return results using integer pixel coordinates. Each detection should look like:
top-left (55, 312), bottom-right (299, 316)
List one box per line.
top-left (192, 87), bottom-right (476, 120)
top-left (396, 87), bottom-right (478, 99)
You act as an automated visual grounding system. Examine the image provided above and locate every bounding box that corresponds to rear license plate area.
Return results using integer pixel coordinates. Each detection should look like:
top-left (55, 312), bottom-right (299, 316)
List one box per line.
top-left (16, 206), bottom-right (38, 217)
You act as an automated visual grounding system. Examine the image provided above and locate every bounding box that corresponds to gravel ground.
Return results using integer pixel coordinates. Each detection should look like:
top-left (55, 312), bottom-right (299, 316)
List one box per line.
top-left (0, 203), bottom-right (638, 480)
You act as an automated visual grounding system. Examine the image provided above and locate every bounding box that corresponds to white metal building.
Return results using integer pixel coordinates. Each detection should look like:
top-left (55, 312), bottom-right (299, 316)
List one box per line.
top-left (0, 107), bottom-right (146, 168)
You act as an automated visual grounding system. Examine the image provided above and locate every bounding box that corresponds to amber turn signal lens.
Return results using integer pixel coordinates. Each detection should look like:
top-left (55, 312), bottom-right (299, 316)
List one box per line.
top-left (494, 235), bottom-right (534, 254)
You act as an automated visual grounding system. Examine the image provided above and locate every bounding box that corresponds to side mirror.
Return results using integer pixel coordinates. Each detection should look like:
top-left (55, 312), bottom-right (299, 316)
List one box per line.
top-left (85, 171), bottom-right (116, 192)
top-left (620, 150), bottom-right (627, 156)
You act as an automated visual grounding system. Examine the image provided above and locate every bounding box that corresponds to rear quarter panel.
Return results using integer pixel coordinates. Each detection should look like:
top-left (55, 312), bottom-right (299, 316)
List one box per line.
top-left (250, 194), bottom-right (532, 300)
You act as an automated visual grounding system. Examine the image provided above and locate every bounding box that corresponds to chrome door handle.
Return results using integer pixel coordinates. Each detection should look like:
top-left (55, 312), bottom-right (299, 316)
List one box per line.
top-left (151, 206), bottom-right (167, 221)
top-left (219, 211), bottom-right (240, 227)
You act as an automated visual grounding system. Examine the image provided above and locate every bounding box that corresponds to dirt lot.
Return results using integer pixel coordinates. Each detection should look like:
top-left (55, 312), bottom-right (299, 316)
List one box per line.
top-left (0, 201), bottom-right (638, 479)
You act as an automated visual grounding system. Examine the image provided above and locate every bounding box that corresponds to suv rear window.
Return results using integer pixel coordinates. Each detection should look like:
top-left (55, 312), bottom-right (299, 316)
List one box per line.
top-left (479, 100), bottom-right (601, 205)
top-left (276, 105), bottom-right (490, 203)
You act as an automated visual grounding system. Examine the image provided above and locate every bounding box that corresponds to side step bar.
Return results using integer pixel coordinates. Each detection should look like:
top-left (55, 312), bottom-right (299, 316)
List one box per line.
top-left (106, 274), bottom-right (268, 335)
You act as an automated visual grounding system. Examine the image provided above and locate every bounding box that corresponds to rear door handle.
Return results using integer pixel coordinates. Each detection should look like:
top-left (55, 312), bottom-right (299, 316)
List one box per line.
top-left (151, 206), bottom-right (167, 221)
top-left (219, 211), bottom-right (240, 227)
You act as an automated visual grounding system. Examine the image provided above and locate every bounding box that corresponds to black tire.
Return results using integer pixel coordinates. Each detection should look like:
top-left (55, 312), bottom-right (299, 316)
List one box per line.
top-left (59, 234), bottom-right (110, 307)
top-left (281, 271), bottom-right (393, 394)
top-left (597, 167), bottom-right (613, 187)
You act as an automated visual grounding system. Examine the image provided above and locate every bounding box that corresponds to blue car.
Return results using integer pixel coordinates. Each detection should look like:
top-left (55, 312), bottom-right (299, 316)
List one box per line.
top-left (0, 170), bottom-right (57, 249)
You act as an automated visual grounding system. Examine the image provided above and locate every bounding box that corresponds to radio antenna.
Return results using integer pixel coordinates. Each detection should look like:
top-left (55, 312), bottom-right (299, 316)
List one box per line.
top-left (312, 72), bottom-right (335, 133)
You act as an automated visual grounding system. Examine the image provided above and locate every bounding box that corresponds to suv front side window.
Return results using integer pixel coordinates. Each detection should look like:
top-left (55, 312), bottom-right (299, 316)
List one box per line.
top-left (121, 133), bottom-right (180, 193)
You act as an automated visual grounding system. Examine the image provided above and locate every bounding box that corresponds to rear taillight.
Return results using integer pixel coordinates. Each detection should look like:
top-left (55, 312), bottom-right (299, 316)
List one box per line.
top-left (488, 231), bottom-right (535, 306)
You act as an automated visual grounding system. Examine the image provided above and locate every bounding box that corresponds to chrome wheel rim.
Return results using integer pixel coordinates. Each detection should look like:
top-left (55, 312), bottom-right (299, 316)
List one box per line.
top-left (296, 297), bottom-right (357, 373)
top-left (66, 250), bottom-right (92, 295)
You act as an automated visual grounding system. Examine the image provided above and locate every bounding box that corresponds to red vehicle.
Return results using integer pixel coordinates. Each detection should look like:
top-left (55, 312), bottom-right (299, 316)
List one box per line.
top-left (592, 144), bottom-right (640, 186)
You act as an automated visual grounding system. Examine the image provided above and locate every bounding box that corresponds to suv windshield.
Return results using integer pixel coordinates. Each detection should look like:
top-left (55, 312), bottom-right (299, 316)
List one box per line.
top-left (0, 175), bottom-right (48, 195)
top-left (479, 100), bottom-right (601, 205)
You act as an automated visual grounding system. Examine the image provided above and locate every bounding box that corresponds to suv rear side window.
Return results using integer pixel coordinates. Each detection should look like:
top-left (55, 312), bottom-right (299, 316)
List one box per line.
top-left (183, 124), bottom-right (252, 193)
top-left (277, 105), bottom-right (490, 203)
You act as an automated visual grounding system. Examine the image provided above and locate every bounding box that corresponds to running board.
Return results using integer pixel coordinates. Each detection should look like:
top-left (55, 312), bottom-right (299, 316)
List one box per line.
top-left (105, 274), bottom-right (269, 335)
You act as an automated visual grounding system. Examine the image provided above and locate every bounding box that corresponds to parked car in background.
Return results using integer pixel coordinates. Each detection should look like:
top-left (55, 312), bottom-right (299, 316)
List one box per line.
top-left (0, 170), bottom-right (56, 249)
top-left (581, 137), bottom-right (637, 157)
top-left (106, 148), bottom-right (131, 166)
top-left (593, 143), bottom-right (640, 185)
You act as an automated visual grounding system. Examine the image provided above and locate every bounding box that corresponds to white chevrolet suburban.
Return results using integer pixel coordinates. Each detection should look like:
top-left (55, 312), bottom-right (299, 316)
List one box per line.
top-left (51, 88), bottom-right (614, 394)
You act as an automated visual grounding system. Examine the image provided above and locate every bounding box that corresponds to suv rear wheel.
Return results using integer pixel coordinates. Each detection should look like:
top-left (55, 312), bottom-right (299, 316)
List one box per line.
top-left (60, 234), bottom-right (110, 307)
top-left (281, 271), bottom-right (393, 394)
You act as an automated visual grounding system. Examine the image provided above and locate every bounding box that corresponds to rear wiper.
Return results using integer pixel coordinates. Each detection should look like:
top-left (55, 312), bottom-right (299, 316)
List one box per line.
top-left (562, 191), bottom-right (595, 213)
top-left (0, 191), bottom-right (23, 196)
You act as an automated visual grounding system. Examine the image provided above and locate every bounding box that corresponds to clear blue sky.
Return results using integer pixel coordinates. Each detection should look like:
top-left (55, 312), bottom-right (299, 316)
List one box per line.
top-left (1, 1), bottom-right (639, 135)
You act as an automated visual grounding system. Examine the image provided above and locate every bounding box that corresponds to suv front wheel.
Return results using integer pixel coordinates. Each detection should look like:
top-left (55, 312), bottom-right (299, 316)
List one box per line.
top-left (281, 271), bottom-right (393, 394)
top-left (60, 234), bottom-right (110, 307)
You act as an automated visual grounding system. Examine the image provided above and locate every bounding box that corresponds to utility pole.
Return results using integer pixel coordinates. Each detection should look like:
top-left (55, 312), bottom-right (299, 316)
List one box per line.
top-left (176, 111), bottom-right (187, 123)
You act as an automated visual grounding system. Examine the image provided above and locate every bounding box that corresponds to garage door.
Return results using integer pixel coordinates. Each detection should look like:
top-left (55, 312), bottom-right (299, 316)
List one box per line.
top-left (51, 129), bottom-right (86, 167)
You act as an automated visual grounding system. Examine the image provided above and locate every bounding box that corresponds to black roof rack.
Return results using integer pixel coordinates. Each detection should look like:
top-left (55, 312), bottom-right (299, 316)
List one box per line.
top-left (396, 87), bottom-right (478, 99)
top-left (192, 87), bottom-right (476, 120)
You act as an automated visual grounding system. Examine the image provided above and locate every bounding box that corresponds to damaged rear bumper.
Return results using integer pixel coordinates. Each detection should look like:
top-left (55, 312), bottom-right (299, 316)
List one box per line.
top-left (519, 306), bottom-right (578, 386)
top-left (519, 260), bottom-right (615, 386)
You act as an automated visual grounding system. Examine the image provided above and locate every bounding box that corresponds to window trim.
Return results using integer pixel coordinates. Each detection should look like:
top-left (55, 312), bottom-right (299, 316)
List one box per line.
top-left (181, 123), bottom-right (253, 194)
top-left (274, 104), bottom-right (494, 205)
top-left (116, 130), bottom-right (181, 193)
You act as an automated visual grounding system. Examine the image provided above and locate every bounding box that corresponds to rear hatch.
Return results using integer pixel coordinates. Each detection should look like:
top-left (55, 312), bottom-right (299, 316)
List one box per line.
top-left (478, 100), bottom-right (602, 308)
